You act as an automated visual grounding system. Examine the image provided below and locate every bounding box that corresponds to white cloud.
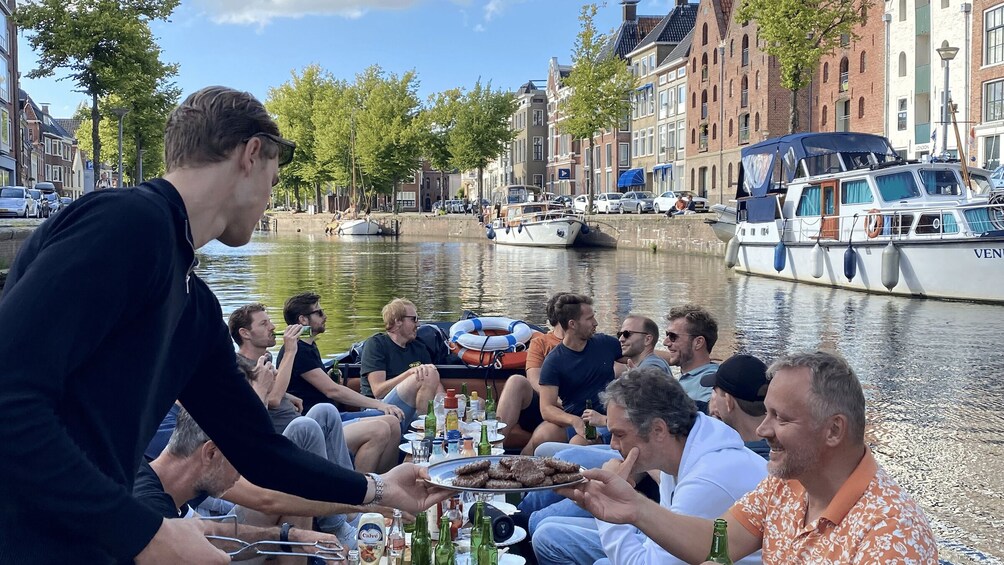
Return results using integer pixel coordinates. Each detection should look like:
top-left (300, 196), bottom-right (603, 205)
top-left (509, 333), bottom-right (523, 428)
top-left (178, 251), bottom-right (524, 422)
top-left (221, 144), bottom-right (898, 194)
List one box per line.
top-left (473, 23), bottom-right (485, 32)
top-left (483, 0), bottom-right (526, 22)
top-left (194, 0), bottom-right (417, 26)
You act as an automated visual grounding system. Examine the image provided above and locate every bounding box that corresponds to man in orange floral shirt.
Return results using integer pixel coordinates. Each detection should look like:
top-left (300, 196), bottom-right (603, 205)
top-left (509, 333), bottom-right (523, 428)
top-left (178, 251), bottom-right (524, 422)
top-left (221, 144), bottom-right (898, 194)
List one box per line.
top-left (562, 350), bottom-right (938, 564)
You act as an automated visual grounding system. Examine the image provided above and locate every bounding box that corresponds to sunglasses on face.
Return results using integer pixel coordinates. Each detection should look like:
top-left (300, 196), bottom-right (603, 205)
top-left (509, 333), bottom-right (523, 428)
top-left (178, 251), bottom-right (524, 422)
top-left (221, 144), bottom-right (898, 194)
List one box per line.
top-left (664, 331), bottom-right (693, 342)
top-left (307, 308), bottom-right (324, 317)
top-left (616, 330), bottom-right (648, 339)
top-left (402, 315), bottom-right (419, 324)
top-left (245, 132), bottom-right (296, 167)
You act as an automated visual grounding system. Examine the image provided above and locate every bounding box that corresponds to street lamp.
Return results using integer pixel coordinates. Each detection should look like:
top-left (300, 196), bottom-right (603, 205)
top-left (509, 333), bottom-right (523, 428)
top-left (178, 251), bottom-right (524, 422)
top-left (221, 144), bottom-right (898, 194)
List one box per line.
top-left (110, 107), bottom-right (130, 187)
top-left (936, 45), bottom-right (959, 159)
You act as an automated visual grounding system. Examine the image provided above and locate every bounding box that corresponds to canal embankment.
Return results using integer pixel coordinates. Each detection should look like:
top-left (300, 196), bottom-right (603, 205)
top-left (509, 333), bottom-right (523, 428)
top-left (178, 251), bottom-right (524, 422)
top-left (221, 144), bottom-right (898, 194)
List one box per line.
top-left (267, 211), bottom-right (727, 257)
top-left (0, 224), bottom-right (34, 287)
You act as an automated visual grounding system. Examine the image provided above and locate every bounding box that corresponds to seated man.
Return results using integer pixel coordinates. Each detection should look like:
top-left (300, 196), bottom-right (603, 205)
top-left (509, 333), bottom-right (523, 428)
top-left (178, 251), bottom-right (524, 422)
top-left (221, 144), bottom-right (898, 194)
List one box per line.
top-left (359, 298), bottom-right (443, 430)
top-left (705, 354), bottom-right (771, 459)
top-left (230, 302), bottom-right (399, 474)
top-left (496, 291), bottom-right (568, 454)
top-left (565, 351), bottom-right (938, 564)
top-left (532, 366), bottom-right (766, 565)
top-left (617, 314), bottom-right (671, 374)
top-left (135, 407), bottom-right (342, 563)
top-left (664, 304), bottom-right (719, 413)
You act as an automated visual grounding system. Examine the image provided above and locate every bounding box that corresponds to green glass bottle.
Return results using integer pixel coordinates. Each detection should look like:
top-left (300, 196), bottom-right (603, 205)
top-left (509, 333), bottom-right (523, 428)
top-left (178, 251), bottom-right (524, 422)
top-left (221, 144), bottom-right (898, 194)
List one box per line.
top-left (584, 399), bottom-right (597, 440)
top-left (705, 518), bottom-right (733, 564)
top-left (434, 514), bottom-right (455, 565)
top-left (460, 382), bottom-right (471, 423)
top-left (478, 423), bottom-right (492, 456)
top-left (273, 326), bottom-right (312, 338)
top-left (484, 386), bottom-right (496, 421)
top-left (411, 512), bottom-right (431, 565)
top-left (476, 516), bottom-right (498, 565)
top-left (425, 400), bottom-right (437, 439)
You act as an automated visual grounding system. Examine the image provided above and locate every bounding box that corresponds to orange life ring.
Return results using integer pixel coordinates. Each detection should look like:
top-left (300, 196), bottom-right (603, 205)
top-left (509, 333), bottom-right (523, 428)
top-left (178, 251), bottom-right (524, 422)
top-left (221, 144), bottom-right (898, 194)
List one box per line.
top-left (865, 209), bottom-right (884, 238)
top-left (448, 329), bottom-right (544, 369)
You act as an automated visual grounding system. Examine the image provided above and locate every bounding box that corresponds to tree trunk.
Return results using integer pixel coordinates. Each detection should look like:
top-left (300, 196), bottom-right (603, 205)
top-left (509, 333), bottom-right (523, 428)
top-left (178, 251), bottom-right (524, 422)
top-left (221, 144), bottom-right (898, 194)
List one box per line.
top-left (91, 92), bottom-right (101, 191)
top-left (392, 181), bottom-right (398, 215)
top-left (293, 185), bottom-right (302, 212)
top-left (477, 166), bottom-right (484, 209)
top-left (586, 138), bottom-right (595, 214)
top-left (314, 181), bottom-right (322, 213)
top-left (789, 88), bottom-right (800, 134)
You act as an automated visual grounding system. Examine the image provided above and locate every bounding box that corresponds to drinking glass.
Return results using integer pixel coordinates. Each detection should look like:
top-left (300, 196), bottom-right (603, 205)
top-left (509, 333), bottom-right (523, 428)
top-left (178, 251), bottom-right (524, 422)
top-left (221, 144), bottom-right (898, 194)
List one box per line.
top-left (434, 393), bottom-right (447, 434)
top-left (411, 440), bottom-right (430, 465)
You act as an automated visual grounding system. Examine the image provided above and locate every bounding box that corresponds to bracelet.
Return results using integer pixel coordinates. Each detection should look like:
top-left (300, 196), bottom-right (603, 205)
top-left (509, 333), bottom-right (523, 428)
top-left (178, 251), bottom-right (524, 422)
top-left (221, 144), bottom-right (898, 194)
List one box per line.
top-left (279, 521), bottom-right (293, 553)
top-left (366, 472), bottom-right (385, 505)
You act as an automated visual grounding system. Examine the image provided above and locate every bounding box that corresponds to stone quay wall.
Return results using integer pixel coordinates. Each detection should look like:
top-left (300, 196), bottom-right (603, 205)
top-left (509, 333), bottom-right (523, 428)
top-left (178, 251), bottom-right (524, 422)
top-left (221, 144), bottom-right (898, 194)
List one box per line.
top-left (267, 211), bottom-right (727, 257)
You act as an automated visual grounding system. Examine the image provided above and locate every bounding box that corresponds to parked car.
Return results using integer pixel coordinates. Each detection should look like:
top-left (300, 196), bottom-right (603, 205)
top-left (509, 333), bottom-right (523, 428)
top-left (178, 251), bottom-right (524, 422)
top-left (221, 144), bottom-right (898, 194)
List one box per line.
top-left (0, 186), bottom-right (38, 218)
top-left (991, 165), bottom-right (1004, 190)
top-left (549, 195), bottom-right (573, 209)
top-left (653, 190), bottom-right (710, 214)
top-left (594, 192), bottom-right (623, 213)
top-left (28, 188), bottom-right (46, 218)
top-left (619, 191), bottom-right (656, 214)
top-left (572, 194), bottom-right (590, 214)
top-left (44, 192), bottom-right (61, 215)
top-left (60, 196), bottom-right (73, 208)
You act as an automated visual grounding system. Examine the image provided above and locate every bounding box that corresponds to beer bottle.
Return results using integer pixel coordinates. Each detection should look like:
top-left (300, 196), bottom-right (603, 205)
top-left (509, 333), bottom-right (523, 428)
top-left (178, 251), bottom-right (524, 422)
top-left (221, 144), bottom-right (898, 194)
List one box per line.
top-left (424, 400), bottom-right (437, 439)
top-left (411, 512), bottom-right (431, 565)
top-left (484, 386), bottom-right (496, 421)
top-left (476, 516), bottom-right (498, 565)
top-left (705, 518), bottom-right (733, 564)
top-left (584, 399), bottom-right (597, 440)
top-left (434, 514), bottom-right (455, 565)
top-left (459, 382), bottom-right (469, 422)
top-left (274, 326), bottom-right (312, 338)
top-left (478, 423), bottom-right (492, 456)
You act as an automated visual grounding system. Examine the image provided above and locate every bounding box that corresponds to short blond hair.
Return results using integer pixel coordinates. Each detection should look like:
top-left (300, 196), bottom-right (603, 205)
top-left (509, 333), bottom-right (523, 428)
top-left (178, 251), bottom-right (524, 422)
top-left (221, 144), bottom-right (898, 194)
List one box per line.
top-left (382, 298), bottom-right (416, 330)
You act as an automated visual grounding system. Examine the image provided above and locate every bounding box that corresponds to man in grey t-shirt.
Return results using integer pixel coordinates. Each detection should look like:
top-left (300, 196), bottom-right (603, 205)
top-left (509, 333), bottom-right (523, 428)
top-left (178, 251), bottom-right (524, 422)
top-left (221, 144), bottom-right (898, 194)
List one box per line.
top-left (617, 315), bottom-right (672, 375)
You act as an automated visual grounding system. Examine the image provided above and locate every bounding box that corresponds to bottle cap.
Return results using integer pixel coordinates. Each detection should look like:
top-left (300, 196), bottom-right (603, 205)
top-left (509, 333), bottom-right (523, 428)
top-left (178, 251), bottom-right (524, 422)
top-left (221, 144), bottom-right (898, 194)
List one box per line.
top-left (470, 391), bottom-right (479, 399)
top-left (444, 390), bottom-right (458, 409)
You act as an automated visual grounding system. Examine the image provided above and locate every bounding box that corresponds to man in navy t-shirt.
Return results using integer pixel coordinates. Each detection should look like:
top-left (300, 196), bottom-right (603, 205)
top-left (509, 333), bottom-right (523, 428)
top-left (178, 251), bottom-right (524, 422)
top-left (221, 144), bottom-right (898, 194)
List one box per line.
top-left (533, 294), bottom-right (624, 452)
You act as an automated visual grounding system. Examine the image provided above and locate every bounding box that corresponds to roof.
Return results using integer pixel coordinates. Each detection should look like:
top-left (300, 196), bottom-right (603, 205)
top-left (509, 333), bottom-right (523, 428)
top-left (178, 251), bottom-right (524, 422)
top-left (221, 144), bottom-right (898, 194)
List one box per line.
top-left (600, 14), bottom-right (664, 60)
top-left (516, 81), bottom-right (542, 94)
top-left (56, 118), bottom-right (83, 138)
top-left (661, 28), bottom-right (693, 66)
top-left (635, 4), bottom-right (699, 51)
top-left (19, 88), bottom-right (74, 139)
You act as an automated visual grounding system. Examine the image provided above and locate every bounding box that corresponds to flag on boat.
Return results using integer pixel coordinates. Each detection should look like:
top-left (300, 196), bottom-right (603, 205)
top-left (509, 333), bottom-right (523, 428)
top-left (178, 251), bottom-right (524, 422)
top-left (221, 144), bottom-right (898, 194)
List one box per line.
top-left (931, 128), bottom-right (939, 156)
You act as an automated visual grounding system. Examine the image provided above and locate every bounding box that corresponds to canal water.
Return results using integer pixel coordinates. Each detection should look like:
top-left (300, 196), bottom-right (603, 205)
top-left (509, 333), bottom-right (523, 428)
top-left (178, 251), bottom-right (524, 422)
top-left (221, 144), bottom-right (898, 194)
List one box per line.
top-left (198, 232), bottom-right (1004, 564)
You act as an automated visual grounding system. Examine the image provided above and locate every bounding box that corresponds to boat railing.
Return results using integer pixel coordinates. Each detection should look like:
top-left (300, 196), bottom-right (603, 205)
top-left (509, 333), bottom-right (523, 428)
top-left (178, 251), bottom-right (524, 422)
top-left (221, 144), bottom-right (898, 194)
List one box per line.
top-left (780, 201), bottom-right (1004, 243)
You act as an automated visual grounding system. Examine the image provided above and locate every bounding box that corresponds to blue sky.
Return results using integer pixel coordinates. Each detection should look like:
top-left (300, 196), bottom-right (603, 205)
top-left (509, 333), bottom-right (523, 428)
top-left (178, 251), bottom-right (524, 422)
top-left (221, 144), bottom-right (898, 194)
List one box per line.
top-left (17, 0), bottom-right (679, 119)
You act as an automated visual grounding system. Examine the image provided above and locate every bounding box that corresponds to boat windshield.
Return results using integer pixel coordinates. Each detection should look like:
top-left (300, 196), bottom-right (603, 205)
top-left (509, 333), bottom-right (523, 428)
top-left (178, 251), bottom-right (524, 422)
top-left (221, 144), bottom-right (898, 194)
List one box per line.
top-left (918, 169), bottom-right (963, 196)
top-left (875, 171), bottom-right (921, 201)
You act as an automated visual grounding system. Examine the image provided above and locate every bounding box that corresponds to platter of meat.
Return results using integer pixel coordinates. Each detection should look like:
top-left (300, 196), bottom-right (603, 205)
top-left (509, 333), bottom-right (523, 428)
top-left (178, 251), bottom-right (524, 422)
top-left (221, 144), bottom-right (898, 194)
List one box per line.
top-left (425, 455), bottom-right (585, 493)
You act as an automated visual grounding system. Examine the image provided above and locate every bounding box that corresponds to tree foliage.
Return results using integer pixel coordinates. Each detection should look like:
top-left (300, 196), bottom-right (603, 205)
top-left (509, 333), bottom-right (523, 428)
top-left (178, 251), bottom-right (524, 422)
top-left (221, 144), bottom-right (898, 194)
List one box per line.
top-left (448, 80), bottom-right (517, 205)
top-left (736, 0), bottom-right (871, 132)
top-left (560, 4), bottom-right (635, 211)
top-left (15, 0), bottom-right (180, 188)
top-left (416, 88), bottom-right (463, 204)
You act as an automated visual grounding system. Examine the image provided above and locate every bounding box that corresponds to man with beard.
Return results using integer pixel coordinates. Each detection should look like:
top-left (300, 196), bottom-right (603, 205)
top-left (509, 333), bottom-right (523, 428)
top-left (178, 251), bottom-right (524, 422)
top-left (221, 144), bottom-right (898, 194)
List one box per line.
top-left (704, 354), bottom-right (770, 460)
top-left (562, 351), bottom-right (938, 564)
top-left (616, 315), bottom-right (671, 373)
top-left (663, 304), bottom-right (719, 412)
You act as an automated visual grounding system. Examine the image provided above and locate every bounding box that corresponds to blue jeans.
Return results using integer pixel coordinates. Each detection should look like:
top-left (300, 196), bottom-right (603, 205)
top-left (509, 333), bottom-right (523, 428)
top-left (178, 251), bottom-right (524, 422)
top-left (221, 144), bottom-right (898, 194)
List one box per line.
top-left (519, 445), bottom-right (620, 534)
top-left (532, 516), bottom-right (605, 565)
top-left (383, 387), bottom-right (416, 435)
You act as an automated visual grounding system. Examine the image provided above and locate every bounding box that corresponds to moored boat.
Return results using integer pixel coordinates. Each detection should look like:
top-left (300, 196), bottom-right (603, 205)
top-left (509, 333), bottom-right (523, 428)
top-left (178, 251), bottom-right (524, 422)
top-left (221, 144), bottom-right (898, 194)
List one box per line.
top-left (727, 132), bottom-right (1004, 303)
top-left (336, 218), bottom-right (383, 236)
top-left (705, 203), bottom-right (737, 243)
top-left (485, 202), bottom-right (587, 248)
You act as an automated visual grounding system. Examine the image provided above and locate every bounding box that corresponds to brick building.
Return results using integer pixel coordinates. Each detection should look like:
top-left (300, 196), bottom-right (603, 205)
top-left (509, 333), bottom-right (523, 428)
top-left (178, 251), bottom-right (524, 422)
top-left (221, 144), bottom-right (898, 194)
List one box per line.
top-left (972, 0), bottom-right (1004, 169)
top-left (1, 0), bottom-right (19, 186)
top-left (545, 57), bottom-right (580, 196)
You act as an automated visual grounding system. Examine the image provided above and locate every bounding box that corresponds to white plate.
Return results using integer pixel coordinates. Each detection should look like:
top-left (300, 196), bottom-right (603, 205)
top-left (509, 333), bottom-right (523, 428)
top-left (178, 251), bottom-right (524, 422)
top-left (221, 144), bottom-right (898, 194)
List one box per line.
top-left (410, 419), bottom-right (507, 432)
top-left (500, 554), bottom-right (526, 565)
top-left (425, 456), bottom-right (585, 494)
top-left (403, 431), bottom-right (504, 443)
top-left (399, 443), bottom-right (504, 456)
top-left (496, 525), bottom-right (527, 548)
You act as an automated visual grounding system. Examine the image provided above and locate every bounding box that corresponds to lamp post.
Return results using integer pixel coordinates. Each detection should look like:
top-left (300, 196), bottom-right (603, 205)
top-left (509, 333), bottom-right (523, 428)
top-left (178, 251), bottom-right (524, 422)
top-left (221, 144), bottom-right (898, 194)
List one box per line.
top-left (936, 45), bottom-right (959, 159)
top-left (110, 107), bottom-right (130, 187)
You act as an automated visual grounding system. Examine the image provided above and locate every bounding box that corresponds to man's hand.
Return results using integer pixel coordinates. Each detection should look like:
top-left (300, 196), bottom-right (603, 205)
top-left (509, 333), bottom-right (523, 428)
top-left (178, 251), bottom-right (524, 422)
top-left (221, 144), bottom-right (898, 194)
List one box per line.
top-left (378, 403), bottom-right (405, 420)
top-left (411, 364), bottom-right (439, 386)
top-left (254, 355), bottom-right (277, 391)
top-left (582, 409), bottom-right (607, 427)
top-left (286, 393), bottom-right (303, 414)
top-left (287, 527), bottom-right (342, 554)
top-left (135, 518), bottom-right (229, 564)
top-left (559, 447), bottom-right (642, 525)
top-left (571, 416), bottom-right (587, 438)
top-left (283, 324), bottom-right (304, 350)
top-left (379, 464), bottom-right (453, 515)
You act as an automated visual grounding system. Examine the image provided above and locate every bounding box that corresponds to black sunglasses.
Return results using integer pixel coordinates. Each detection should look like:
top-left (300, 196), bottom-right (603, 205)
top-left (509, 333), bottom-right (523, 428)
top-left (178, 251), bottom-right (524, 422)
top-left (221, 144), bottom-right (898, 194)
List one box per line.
top-left (307, 308), bottom-right (324, 317)
top-left (664, 331), bottom-right (694, 342)
top-left (246, 132), bottom-right (296, 167)
top-left (616, 330), bottom-right (648, 339)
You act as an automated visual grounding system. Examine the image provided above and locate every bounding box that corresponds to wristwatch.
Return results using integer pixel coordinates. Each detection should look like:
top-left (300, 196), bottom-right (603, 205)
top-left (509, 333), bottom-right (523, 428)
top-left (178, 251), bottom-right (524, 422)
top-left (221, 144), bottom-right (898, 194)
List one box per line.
top-left (366, 472), bottom-right (385, 505)
top-left (279, 521), bottom-right (293, 553)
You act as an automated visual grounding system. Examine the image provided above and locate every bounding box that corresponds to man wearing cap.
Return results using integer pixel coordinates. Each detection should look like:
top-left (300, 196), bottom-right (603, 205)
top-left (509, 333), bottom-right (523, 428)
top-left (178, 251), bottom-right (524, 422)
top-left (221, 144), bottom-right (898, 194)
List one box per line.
top-left (704, 354), bottom-right (771, 460)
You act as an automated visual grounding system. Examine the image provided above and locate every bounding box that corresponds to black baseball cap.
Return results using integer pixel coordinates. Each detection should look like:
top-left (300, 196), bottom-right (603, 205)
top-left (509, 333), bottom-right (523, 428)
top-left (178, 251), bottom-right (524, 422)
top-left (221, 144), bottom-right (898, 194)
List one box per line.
top-left (701, 354), bottom-right (769, 402)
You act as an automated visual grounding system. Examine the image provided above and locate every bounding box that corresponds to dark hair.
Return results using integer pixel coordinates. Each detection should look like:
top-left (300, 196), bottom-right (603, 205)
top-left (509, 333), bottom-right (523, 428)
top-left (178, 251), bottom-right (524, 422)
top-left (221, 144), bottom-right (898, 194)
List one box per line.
top-left (284, 292), bottom-right (320, 325)
top-left (164, 86), bottom-right (280, 172)
top-left (625, 314), bottom-right (660, 342)
top-left (545, 292), bottom-right (571, 326)
top-left (768, 351), bottom-right (866, 442)
top-left (553, 293), bottom-right (593, 331)
top-left (734, 397), bottom-right (767, 417)
top-left (667, 304), bottom-right (719, 353)
top-left (228, 303), bottom-right (267, 346)
top-left (601, 366), bottom-right (697, 439)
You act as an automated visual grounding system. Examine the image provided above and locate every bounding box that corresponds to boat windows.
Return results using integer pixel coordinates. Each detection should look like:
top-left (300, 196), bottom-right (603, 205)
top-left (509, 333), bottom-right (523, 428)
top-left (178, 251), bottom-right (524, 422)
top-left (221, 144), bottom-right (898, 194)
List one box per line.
top-left (803, 153), bottom-right (843, 177)
top-left (840, 179), bottom-right (874, 204)
top-left (796, 185), bottom-right (822, 216)
top-left (968, 172), bottom-right (992, 194)
top-left (875, 171), bottom-right (921, 201)
top-left (916, 213), bottom-right (959, 235)
top-left (918, 170), bottom-right (963, 196)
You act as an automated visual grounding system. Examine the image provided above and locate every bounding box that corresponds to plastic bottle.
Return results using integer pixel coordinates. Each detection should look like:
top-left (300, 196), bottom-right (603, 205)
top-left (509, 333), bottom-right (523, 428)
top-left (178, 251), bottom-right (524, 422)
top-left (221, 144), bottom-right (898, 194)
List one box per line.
top-left (411, 511), bottom-right (431, 565)
top-left (388, 508), bottom-right (405, 564)
top-left (424, 399), bottom-right (437, 439)
top-left (346, 549), bottom-right (360, 565)
top-left (356, 512), bottom-right (386, 565)
top-left (429, 439), bottom-right (447, 465)
top-left (460, 437), bottom-right (477, 458)
top-left (458, 382), bottom-right (469, 422)
top-left (584, 399), bottom-right (597, 440)
top-left (444, 389), bottom-right (461, 442)
top-left (469, 391), bottom-right (483, 421)
top-left (434, 514), bottom-right (455, 565)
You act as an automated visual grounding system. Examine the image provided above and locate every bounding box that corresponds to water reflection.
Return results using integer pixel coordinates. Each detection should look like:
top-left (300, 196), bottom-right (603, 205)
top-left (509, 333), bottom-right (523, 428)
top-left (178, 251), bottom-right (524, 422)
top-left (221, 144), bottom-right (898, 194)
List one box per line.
top-left (197, 233), bottom-right (1004, 563)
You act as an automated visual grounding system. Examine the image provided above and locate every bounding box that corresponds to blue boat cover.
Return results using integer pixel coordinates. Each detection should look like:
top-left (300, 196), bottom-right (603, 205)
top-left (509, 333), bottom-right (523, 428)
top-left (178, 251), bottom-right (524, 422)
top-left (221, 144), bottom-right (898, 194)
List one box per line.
top-left (618, 168), bottom-right (645, 188)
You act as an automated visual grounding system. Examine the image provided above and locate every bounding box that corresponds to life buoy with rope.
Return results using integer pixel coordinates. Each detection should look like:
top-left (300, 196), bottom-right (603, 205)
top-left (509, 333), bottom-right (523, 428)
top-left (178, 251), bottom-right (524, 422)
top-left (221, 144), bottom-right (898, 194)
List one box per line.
top-left (447, 317), bottom-right (541, 369)
top-left (864, 209), bottom-right (884, 239)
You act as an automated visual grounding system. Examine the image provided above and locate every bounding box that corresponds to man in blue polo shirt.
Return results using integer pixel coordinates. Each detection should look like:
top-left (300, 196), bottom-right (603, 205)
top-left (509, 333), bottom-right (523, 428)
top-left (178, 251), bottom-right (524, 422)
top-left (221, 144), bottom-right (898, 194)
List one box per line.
top-left (664, 304), bottom-right (719, 413)
top-left (535, 294), bottom-right (624, 450)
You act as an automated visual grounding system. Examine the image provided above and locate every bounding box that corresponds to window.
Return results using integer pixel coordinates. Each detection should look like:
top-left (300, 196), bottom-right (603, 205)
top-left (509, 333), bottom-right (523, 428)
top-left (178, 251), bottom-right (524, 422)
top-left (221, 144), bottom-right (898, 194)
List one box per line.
top-left (823, 62), bottom-right (830, 83)
top-left (648, 128), bottom-right (655, 155)
top-left (677, 121), bottom-right (685, 150)
top-left (898, 98), bottom-right (908, 130)
top-left (642, 58), bottom-right (648, 76)
top-left (533, 136), bottom-right (544, 161)
top-left (532, 174), bottom-right (543, 187)
top-left (860, 51), bottom-right (867, 73)
top-left (729, 118), bottom-right (734, 137)
top-left (649, 54), bottom-right (655, 72)
top-left (739, 113), bottom-right (750, 144)
top-left (692, 57), bottom-right (697, 72)
top-left (702, 53), bottom-right (709, 81)
top-left (987, 6), bottom-right (1004, 65)
top-left (899, 0), bottom-right (907, 20)
top-left (0, 53), bottom-right (9, 103)
top-left (919, 169), bottom-right (962, 195)
top-left (796, 185), bottom-right (822, 216)
top-left (658, 124), bottom-right (666, 156)
top-left (666, 128), bottom-right (676, 158)
top-left (876, 171), bottom-right (921, 200)
top-left (677, 85), bottom-right (686, 114)
top-left (740, 76), bottom-right (748, 108)
top-left (606, 143), bottom-right (612, 168)
top-left (702, 23), bottom-right (708, 45)
top-left (839, 57), bottom-right (849, 92)
top-left (713, 85), bottom-right (718, 102)
top-left (858, 97), bottom-right (866, 119)
top-left (742, 35), bottom-right (750, 66)
top-left (701, 90), bottom-right (708, 119)
top-left (840, 33), bottom-right (850, 48)
top-left (985, 79), bottom-right (1004, 122)
top-left (533, 109), bottom-right (544, 126)
top-left (712, 123), bottom-right (717, 141)
top-left (822, 105), bottom-right (828, 126)
top-left (659, 89), bottom-right (669, 119)
top-left (619, 143), bottom-right (630, 167)
top-left (898, 52), bottom-right (907, 77)
top-left (668, 87), bottom-right (676, 116)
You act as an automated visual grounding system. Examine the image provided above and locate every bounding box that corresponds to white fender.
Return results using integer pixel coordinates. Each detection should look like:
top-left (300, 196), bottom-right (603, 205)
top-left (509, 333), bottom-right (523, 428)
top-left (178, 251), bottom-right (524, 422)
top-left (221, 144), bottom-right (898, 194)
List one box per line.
top-left (811, 242), bottom-right (824, 279)
top-left (725, 237), bottom-right (740, 268)
top-left (881, 242), bottom-right (900, 291)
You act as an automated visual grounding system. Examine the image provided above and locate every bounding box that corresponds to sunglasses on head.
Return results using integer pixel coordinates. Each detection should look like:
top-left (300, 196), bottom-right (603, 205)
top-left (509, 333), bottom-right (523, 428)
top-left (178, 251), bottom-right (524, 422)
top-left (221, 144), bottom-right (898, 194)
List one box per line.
top-left (664, 331), bottom-right (693, 342)
top-left (245, 132), bottom-right (296, 167)
top-left (616, 330), bottom-right (647, 339)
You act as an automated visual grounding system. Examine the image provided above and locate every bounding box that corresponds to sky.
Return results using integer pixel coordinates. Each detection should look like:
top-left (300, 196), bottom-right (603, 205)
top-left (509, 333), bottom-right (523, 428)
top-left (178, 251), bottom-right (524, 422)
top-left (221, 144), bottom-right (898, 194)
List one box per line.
top-left (16, 0), bottom-right (681, 119)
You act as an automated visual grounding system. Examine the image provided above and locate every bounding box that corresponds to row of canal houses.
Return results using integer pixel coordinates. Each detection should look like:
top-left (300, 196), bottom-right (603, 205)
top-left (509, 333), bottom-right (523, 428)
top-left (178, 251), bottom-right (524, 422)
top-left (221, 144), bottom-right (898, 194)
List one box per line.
top-left (474, 0), bottom-right (1004, 208)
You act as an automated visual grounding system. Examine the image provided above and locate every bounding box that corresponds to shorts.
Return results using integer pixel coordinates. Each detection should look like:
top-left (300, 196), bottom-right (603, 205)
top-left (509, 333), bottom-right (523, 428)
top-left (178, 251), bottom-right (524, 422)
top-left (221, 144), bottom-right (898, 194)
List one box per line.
top-left (517, 390), bottom-right (545, 431)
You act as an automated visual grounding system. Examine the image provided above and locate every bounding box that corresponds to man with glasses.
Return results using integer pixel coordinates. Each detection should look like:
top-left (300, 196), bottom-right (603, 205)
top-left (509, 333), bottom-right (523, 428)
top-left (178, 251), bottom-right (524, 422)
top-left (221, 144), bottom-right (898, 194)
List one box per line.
top-left (359, 298), bottom-right (443, 432)
top-left (664, 304), bottom-right (719, 413)
top-left (0, 86), bottom-right (448, 564)
top-left (617, 315), bottom-right (671, 374)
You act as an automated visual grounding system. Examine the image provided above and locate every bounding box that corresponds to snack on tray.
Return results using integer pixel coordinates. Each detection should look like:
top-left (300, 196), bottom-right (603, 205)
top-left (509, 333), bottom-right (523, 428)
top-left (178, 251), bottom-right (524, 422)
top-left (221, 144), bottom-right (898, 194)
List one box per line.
top-left (550, 471), bottom-right (583, 484)
top-left (454, 459), bottom-right (491, 475)
top-left (542, 457), bottom-right (580, 474)
top-left (486, 478), bottom-right (523, 490)
top-left (452, 470), bottom-right (489, 488)
top-left (452, 456), bottom-right (581, 490)
top-left (487, 464), bottom-right (513, 480)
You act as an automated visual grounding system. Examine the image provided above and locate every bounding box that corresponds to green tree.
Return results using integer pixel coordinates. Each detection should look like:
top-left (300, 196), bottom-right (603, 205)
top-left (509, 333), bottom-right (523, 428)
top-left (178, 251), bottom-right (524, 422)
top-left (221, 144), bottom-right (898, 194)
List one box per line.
top-left (267, 65), bottom-right (336, 212)
top-left (560, 4), bottom-right (635, 213)
top-left (418, 88), bottom-right (463, 205)
top-left (16, 0), bottom-right (179, 190)
top-left (313, 79), bottom-right (358, 211)
top-left (736, 0), bottom-right (871, 133)
top-left (449, 80), bottom-right (517, 206)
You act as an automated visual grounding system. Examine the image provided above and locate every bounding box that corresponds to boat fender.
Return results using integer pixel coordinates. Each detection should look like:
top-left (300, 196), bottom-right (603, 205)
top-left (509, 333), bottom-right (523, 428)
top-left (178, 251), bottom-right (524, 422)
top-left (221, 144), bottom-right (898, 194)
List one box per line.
top-left (486, 227), bottom-right (496, 240)
top-left (864, 209), bottom-right (884, 238)
top-left (810, 242), bottom-right (824, 279)
top-left (773, 241), bottom-right (786, 273)
top-left (843, 245), bottom-right (857, 282)
top-left (724, 236), bottom-right (740, 268)
top-left (517, 222), bottom-right (523, 234)
top-left (505, 225), bottom-right (511, 234)
top-left (581, 224), bottom-right (590, 235)
top-left (881, 242), bottom-right (900, 290)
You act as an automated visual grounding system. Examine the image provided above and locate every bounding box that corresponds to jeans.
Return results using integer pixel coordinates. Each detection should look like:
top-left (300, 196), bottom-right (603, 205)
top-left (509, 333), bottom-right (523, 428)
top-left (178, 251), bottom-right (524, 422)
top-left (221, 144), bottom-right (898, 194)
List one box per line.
top-left (532, 516), bottom-right (605, 565)
top-left (383, 387), bottom-right (417, 435)
top-left (520, 445), bottom-right (620, 534)
top-left (285, 403), bottom-right (354, 470)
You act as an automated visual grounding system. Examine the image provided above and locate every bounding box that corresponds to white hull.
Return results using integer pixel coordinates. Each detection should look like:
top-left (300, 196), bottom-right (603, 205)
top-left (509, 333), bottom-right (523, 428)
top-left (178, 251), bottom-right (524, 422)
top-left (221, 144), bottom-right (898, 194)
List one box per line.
top-left (706, 204), bottom-right (737, 243)
top-left (337, 219), bottom-right (382, 235)
top-left (491, 218), bottom-right (583, 247)
top-left (735, 238), bottom-right (1004, 303)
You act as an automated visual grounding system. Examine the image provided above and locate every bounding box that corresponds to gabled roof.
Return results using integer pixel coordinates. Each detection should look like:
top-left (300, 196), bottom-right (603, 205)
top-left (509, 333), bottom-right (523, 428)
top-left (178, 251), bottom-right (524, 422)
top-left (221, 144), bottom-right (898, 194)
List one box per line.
top-left (18, 88), bottom-right (74, 139)
top-left (635, 3), bottom-right (699, 50)
top-left (516, 80), bottom-right (542, 94)
top-left (662, 28), bottom-right (694, 65)
top-left (600, 14), bottom-right (664, 60)
top-left (713, 0), bottom-right (733, 43)
top-left (56, 118), bottom-right (83, 138)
